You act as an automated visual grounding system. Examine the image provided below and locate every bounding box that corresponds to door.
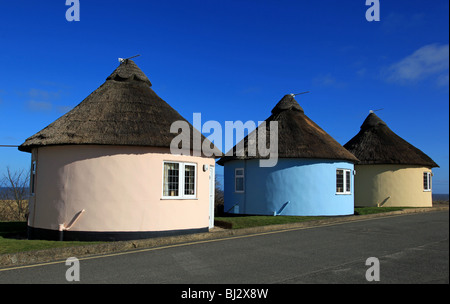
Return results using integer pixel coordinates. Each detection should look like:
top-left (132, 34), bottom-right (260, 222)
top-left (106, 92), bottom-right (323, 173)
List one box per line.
top-left (209, 166), bottom-right (215, 229)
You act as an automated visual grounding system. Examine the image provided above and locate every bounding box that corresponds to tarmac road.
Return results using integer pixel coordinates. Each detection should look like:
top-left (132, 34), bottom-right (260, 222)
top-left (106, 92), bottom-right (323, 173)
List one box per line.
top-left (0, 210), bottom-right (448, 285)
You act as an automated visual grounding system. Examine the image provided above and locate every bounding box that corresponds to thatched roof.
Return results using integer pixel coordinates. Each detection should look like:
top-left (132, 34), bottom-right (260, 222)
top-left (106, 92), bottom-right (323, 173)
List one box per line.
top-left (18, 60), bottom-right (221, 157)
top-left (344, 112), bottom-right (438, 168)
top-left (217, 94), bottom-right (359, 165)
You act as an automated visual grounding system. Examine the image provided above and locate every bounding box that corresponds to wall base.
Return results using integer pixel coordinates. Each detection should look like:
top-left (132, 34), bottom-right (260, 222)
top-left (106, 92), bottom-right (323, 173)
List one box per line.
top-left (27, 226), bottom-right (209, 242)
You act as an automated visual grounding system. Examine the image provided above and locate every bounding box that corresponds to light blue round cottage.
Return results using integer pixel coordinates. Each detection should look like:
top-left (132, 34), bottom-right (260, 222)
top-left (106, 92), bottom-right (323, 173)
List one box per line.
top-left (217, 94), bottom-right (359, 216)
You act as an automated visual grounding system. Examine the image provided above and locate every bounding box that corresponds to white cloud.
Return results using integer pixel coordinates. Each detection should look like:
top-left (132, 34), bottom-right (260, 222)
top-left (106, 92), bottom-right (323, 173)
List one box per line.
top-left (28, 88), bottom-right (61, 100)
top-left (436, 74), bottom-right (449, 87)
top-left (27, 100), bottom-right (52, 112)
top-left (20, 88), bottom-right (64, 112)
top-left (312, 73), bottom-right (347, 88)
top-left (385, 44), bottom-right (449, 86)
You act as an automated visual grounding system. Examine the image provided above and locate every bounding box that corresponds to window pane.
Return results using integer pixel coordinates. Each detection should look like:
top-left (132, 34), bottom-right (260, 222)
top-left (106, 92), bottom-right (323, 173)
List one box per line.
top-left (336, 170), bottom-right (344, 193)
top-left (345, 170), bottom-right (351, 193)
top-left (184, 165), bottom-right (196, 195)
top-left (236, 177), bottom-right (244, 192)
top-left (31, 161), bottom-right (36, 195)
top-left (164, 163), bottom-right (179, 196)
top-left (424, 172), bottom-right (431, 191)
top-left (235, 168), bottom-right (244, 192)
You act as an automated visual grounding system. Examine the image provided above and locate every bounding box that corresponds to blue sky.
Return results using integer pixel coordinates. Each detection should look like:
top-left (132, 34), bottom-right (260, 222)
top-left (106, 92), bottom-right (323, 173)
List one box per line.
top-left (0, 0), bottom-right (448, 193)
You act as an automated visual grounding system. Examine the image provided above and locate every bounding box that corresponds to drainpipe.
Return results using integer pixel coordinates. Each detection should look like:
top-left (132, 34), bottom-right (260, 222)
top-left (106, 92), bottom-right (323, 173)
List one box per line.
top-left (58, 224), bottom-right (65, 241)
top-left (58, 209), bottom-right (86, 241)
top-left (274, 201), bottom-right (290, 216)
top-left (377, 197), bottom-right (390, 207)
top-left (226, 202), bottom-right (240, 214)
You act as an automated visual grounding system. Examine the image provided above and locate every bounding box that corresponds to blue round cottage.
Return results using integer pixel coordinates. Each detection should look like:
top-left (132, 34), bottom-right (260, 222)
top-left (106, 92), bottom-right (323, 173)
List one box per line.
top-left (217, 94), bottom-right (359, 216)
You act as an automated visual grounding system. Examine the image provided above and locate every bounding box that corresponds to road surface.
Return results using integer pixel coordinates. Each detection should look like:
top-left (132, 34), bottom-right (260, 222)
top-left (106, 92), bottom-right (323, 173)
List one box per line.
top-left (0, 211), bottom-right (448, 286)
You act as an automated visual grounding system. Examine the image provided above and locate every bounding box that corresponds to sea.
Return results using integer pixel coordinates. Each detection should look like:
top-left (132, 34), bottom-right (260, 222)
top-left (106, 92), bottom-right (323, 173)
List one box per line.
top-left (0, 187), bottom-right (32, 200)
top-left (0, 187), bottom-right (448, 201)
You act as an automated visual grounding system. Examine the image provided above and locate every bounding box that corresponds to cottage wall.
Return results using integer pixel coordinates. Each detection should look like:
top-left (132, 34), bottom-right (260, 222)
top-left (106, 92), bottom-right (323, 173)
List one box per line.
top-left (28, 145), bottom-right (215, 238)
top-left (224, 159), bottom-right (355, 216)
top-left (354, 164), bottom-right (433, 207)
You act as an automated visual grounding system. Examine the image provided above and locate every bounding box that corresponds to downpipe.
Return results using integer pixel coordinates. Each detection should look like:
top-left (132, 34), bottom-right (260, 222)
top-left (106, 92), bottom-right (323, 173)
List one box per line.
top-left (58, 209), bottom-right (86, 241)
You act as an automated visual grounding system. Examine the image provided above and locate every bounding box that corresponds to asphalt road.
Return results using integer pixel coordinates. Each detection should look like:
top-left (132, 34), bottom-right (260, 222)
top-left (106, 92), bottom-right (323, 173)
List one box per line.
top-left (0, 211), bottom-right (448, 285)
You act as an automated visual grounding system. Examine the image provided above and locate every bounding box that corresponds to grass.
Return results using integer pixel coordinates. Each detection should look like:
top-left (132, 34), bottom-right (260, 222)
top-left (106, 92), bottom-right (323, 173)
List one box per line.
top-left (0, 200), bottom-right (28, 222)
top-left (215, 215), bottom-right (326, 229)
top-left (354, 207), bottom-right (406, 215)
top-left (0, 222), bottom-right (101, 255)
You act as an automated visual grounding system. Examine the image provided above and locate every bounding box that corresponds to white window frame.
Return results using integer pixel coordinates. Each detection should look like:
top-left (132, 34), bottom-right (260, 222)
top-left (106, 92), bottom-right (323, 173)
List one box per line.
top-left (235, 168), bottom-right (245, 193)
top-left (423, 172), bottom-right (432, 192)
top-left (162, 161), bottom-right (197, 199)
top-left (336, 169), bottom-right (352, 195)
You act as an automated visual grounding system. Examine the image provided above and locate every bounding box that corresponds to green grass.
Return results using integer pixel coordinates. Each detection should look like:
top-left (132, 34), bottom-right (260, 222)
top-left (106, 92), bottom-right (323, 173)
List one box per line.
top-left (215, 215), bottom-right (326, 229)
top-left (0, 222), bottom-right (101, 255)
top-left (354, 207), bottom-right (407, 215)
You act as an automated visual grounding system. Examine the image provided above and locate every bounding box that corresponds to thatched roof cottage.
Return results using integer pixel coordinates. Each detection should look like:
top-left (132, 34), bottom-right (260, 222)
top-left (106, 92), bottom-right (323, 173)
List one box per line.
top-left (344, 112), bottom-right (438, 207)
top-left (217, 94), bottom-right (359, 216)
top-left (19, 59), bottom-right (221, 241)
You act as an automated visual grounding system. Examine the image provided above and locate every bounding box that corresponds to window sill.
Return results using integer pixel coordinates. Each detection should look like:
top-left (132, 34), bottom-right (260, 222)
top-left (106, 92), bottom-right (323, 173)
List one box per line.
top-left (161, 197), bottom-right (198, 200)
top-left (335, 193), bottom-right (352, 195)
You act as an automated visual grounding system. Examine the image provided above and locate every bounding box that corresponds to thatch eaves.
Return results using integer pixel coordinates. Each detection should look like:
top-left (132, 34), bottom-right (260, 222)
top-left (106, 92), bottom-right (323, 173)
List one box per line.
top-left (18, 60), bottom-right (222, 158)
top-left (217, 94), bottom-right (359, 165)
top-left (344, 112), bottom-right (438, 168)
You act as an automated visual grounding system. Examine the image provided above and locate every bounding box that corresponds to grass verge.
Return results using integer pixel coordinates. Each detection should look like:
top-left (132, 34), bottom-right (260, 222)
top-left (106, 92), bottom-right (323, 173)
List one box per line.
top-left (214, 215), bottom-right (326, 229)
top-left (354, 207), bottom-right (406, 215)
top-left (0, 222), bottom-right (101, 255)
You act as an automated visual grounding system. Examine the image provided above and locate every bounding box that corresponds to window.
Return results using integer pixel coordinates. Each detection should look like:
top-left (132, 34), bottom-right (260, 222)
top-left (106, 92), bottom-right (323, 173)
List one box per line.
top-left (336, 169), bottom-right (351, 194)
top-left (184, 164), bottom-right (196, 196)
top-left (31, 160), bottom-right (37, 195)
top-left (235, 168), bottom-right (245, 193)
top-left (423, 172), bottom-right (432, 192)
top-left (163, 162), bottom-right (197, 199)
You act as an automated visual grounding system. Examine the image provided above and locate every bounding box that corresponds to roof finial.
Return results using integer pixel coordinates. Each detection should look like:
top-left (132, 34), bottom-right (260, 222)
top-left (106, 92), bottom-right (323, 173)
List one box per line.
top-left (290, 91), bottom-right (310, 97)
top-left (118, 54), bottom-right (141, 64)
top-left (369, 108), bottom-right (384, 114)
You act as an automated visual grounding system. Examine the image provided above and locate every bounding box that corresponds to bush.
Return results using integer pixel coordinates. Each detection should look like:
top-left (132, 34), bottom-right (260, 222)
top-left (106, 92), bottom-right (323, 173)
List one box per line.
top-left (0, 167), bottom-right (30, 221)
top-left (214, 180), bottom-right (224, 216)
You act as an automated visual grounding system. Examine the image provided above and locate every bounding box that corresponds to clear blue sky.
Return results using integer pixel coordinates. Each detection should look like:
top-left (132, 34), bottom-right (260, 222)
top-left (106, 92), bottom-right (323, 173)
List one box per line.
top-left (0, 0), bottom-right (448, 193)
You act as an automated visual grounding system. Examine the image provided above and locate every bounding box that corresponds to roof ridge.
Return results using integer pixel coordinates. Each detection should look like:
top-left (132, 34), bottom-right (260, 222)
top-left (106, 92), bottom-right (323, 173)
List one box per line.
top-left (106, 59), bottom-right (152, 87)
top-left (271, 94), bottom-right (304, 114)
top-left (360, 112), bottom-right (387, 130)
